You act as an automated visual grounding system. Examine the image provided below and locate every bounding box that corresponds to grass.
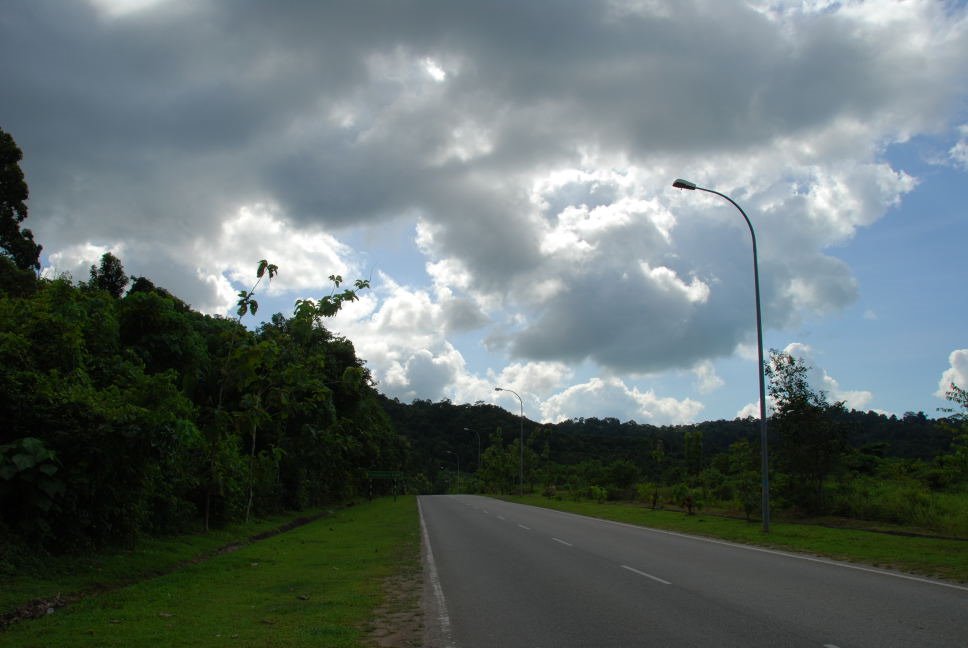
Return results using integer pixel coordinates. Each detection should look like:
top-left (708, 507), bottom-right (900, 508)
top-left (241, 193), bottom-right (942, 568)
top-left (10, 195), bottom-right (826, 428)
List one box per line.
top-left (500, 494), bottom-right (968, 584)
top-left (1, 510), bottom-right (330, 617)
top-left (0, 497), bottom-right (420, 648)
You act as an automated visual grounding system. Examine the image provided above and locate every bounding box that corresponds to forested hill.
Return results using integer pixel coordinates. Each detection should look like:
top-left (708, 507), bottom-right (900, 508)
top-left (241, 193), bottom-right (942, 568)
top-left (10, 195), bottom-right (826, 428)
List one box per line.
top-left (380, 396), bottom-right (954, 490)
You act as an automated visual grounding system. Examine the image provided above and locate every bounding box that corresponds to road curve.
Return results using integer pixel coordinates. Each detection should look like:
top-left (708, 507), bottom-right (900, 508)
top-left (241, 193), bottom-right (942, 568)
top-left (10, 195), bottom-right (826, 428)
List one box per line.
top-left (419, 495), bottom-right (968, 648)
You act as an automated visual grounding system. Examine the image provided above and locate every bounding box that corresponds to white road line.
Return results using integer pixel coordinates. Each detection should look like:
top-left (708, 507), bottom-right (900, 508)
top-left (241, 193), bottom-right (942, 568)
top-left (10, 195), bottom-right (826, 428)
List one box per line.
top-left (552, 537), bottom-right (573, 546)
top-left (521, 504), bottom-right (968, 593)
top-left (823, 644), bottom-right (841, 648)
top-left (418, 500), bottom-right (455, 648)
top-left (622, 564), bottom-right (672, 585)
top-left (518, 524), bottom-right (531, 530)
top-left (482, 509), bottom-right (489, 514)
top-left (497, 515), bottom-right (506, 520)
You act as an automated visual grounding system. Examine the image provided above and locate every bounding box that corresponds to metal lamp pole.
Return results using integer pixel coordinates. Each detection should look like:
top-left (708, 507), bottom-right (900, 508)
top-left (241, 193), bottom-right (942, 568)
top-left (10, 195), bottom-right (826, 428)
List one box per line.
top-left (494, 387), bottom-right (524, 496)
top-left (672, 178), bottom-right (770, 533)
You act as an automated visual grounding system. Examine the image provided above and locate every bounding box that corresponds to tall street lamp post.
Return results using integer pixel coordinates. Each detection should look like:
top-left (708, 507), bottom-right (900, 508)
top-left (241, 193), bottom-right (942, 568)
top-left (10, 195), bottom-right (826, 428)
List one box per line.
top-left (494, 387), bottom-right (524, 496)
top-left (672, 178), bottom-right (770, 533)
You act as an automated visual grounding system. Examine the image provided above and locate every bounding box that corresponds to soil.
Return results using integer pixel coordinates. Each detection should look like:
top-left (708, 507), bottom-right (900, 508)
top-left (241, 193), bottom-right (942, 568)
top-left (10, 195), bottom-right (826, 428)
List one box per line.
top-left (364, 562), bottom-right (425, 648)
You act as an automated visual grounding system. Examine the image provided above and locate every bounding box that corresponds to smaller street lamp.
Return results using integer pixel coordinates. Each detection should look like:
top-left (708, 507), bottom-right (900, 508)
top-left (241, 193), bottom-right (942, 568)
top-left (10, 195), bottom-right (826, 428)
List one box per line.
top-left (446, 450), bottom-right (461, 493)
top-left (494, 387), bottom-right (525, 496)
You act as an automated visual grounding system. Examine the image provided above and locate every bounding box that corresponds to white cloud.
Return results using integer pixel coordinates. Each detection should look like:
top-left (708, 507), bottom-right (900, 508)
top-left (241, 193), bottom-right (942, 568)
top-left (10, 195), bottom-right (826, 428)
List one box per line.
top-left (541, 376), bottom-right (703, 425)
top-left (42, 241), bottom-right (121, 281)
top-left (693, 361), bottom-right (724, 394)
top-left (780, 342), bottom-right (873, 410)
top-left (951, 125), bottom-right (968, 171)
top-left (936, 349), bottom-right (968, 399)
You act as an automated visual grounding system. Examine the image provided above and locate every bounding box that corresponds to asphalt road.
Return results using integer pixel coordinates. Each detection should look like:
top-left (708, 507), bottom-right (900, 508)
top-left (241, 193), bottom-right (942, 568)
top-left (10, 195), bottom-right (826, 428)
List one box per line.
top-left (418, 495), bottom-right (968, 648)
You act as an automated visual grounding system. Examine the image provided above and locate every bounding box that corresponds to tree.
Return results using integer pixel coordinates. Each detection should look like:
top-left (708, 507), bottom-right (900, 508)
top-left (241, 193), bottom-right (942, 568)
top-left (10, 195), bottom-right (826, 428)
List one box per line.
top-left (0, 127), bottom-right (42, 271)
top-left (939, 384), bottom-right (968, 485)
top-left (89, 252), bottom-right (129, 298)
top-left (766, 350), bottom-right (848, 513)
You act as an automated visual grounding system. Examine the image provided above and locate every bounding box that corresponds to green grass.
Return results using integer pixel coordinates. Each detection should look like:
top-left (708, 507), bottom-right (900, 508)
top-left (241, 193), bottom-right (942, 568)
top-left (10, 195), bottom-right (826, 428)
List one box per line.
top-left (0, 497), bottom-right (420, 648)
top-left (501, 494), bottom-right (968, 584)
top-left (1, 509), bottom-right (331, 616)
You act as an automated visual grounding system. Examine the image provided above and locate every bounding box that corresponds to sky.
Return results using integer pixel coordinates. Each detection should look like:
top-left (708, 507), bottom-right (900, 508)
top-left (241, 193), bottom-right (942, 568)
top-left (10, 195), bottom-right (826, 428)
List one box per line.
top-left (2, 0), bottom-right (967, 425)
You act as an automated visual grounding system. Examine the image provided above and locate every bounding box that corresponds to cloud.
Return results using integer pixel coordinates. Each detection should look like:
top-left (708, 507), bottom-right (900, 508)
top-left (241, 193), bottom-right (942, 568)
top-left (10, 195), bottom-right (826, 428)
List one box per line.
top-left (936, 349), bottom-right (968, 399)
top-left (3, 0), bottom-right (967, 415)
top-left (541, 376), bottom-right (703, 425)
top-left (693, 361), bottom-right (724, 394)
top-left (951, 125), bottom-right (968, 171)
top-left (780, 342), bottom-right (873, 411)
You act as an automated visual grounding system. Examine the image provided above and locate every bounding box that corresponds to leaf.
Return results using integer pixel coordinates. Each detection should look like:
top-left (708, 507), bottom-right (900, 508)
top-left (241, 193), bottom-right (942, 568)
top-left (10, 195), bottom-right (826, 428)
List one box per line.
top-left (257, 259), bottom-right (268, 278)
top-left (249, 300), bottom-right (258, 315)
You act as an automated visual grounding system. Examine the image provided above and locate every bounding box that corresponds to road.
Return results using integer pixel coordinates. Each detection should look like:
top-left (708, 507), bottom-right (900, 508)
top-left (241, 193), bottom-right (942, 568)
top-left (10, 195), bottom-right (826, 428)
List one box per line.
top-left (418, 495), bottom-right (968, 648)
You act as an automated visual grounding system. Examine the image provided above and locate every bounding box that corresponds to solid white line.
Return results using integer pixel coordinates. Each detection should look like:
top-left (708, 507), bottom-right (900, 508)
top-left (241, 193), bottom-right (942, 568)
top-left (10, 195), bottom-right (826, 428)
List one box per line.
top-left (518, 524), bottom-right (531, 530)
top-left (418, 499), bottom-right (455, 648)
top-left (552, 537), bottom-right (573, 546)
top-left (622, 564), bottom-right (672, 585)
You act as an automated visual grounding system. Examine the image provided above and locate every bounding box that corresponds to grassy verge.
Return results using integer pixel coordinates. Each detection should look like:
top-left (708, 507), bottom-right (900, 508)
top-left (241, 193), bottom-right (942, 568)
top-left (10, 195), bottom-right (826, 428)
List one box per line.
top-left (1, 509), bottom-right (332, 617)
top-left (501, 495), bottom-right (968, 584)
top-left (0, 497), bottom-right (420, 648)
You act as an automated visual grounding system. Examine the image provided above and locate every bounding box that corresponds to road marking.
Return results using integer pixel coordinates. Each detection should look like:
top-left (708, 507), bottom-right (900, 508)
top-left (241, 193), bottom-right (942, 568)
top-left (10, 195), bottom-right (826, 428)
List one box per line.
top-left (418, 500), bottom-right (455, 648)
top-left (526, 504), bottom-right (968, 593)
top-left (518, 524), bottom-right (531, 530)
top-left (622, 564), bottom-right (672, 585)
top-left (823, 644), bottom-right (841, 648)
top-left (497, 515), bottom-right (506, 520)
top-left (482, 509), bottom-right (489, 514)
top-left (552, 537), bottom-right (572, 546)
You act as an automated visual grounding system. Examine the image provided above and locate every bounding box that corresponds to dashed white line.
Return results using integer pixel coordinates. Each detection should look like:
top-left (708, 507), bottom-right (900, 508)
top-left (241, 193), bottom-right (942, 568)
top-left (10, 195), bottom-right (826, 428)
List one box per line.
top-left (518, 524), bottom-right (531, 530)
top-left (552, 537), bottom-right (573, 547)
top-left (497, 515), bottom-right (506, 520)
top-left (621, 564), bottom-right (671, 585)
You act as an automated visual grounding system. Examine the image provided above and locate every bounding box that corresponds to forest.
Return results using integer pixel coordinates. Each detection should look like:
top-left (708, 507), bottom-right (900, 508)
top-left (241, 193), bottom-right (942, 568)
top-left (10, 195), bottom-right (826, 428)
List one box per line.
top-left (2, 125), bottom-right (967, 563)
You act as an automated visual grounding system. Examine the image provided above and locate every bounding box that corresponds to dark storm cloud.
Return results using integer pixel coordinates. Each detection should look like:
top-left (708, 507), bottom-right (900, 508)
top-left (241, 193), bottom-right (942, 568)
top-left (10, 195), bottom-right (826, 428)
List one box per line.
top-left (1, 0), bottom-right (964, 377)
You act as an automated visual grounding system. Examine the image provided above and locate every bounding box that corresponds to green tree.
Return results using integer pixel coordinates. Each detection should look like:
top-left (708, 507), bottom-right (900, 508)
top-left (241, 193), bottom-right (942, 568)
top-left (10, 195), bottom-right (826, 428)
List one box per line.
top-left (939, 384), bottom-right (968, 485)
top-left (0, 127), bottom-right (41, 271)
top-left (767, 350), bottom-right (848, 513)
top-left (727, 438), bottom-right (760, 521)
top-left (89, 252), bottom-right (129, 298)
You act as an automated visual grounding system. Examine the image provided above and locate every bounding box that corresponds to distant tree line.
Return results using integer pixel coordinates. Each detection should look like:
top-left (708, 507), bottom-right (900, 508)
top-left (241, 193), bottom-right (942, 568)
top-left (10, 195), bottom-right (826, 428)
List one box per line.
top-left (382, 361), bottom-right (968, 535)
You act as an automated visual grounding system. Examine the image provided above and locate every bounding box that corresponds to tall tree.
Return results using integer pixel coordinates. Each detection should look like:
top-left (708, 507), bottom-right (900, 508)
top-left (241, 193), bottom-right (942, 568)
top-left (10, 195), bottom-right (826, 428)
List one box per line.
top-left (766, 350), bottom-right (848, 512)
top-left (0, 127), bottom-right (42, 271)
top-left (89, 252), bottom-right (129, 298)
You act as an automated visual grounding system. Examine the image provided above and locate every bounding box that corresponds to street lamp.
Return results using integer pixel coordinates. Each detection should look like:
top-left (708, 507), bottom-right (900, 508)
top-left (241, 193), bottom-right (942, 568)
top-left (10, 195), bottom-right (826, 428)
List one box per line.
top-left (494, 387), bottom-right (525, 496)
top-left (446, 450), bottom-right (461, 493)
top-left (465, 427), bottom-right (481, 472)
top-left (672, 178), bottom-right (770, 533)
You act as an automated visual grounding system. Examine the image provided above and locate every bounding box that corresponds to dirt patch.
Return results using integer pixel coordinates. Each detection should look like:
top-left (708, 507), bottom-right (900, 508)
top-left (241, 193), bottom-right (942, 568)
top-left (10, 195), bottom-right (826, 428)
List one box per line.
top-left (365, 562), bottom-right (424, 648)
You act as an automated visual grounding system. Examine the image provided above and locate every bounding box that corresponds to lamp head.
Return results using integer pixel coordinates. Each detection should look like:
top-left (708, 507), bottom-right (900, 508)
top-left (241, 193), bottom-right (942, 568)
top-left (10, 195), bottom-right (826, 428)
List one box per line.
top-left (494, 387), bottom-right (503, 392)
top-left (672, 178), bottom-right (697, 190)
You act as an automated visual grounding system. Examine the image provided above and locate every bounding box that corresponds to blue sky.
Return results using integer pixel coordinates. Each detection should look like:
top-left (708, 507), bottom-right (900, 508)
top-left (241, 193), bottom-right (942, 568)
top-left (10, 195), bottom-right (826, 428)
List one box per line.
top-left (2, 0), bottom-right (966, 424)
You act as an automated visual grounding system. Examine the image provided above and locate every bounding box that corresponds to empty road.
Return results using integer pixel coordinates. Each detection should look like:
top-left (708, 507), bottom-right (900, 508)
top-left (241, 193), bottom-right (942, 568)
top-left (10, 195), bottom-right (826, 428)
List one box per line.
top-left (419, 495), bottom-right (968, 648)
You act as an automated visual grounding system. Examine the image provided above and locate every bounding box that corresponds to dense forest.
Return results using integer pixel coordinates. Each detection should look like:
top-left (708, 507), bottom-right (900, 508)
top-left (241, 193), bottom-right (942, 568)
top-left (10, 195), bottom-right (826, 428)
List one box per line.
top-left (2, 125), bottom-right (967, 561)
